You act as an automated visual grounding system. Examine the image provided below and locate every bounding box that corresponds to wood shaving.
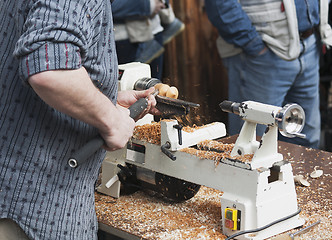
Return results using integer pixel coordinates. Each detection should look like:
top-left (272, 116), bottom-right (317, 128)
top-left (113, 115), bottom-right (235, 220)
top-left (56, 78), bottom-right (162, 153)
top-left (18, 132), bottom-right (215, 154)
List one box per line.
top-left (133, 122), bottom-right (161, 145)
top-left (197, 140), bottom-right (234, 153)
top-left (294, 175), bottom-right (311, 187)
top-left (133, 121), bottom-right (217, 145)
top-left (96, 184), bottom-right (331, 239)
top-left (182, 124), bottom-right (203, 133)
top-left (96, 186), bottom-right (226, 240)
top-left (181, 140), bottom-right (254, 165)
top-left (310, 167), bottom-right (323, 179)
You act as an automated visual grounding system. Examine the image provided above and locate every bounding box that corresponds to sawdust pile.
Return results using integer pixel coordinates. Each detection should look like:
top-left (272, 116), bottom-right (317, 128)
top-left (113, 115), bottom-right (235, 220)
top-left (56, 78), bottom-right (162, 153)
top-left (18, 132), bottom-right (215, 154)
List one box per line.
top-left (96, 186), bottom-right (226, 240)
top-left (133, 121), bottom-right (204, 145)
top-left (181, 140), bottom-right (254, 164)
top-left (197, 140), bottom-right (234, 153)
top-left (96, 182), bottom-right (332, 239)
top-left (133, 122), bottom-right (161, 145)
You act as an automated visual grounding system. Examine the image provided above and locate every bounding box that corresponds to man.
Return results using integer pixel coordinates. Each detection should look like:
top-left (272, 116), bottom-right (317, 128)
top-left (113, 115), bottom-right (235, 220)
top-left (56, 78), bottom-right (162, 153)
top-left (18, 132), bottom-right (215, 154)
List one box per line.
top-left (0, 0), bottom-right (156, 239)
top-left (205, 0), bottom-right (332, 148)
top-left (112, 0), bottom-right (185, 79)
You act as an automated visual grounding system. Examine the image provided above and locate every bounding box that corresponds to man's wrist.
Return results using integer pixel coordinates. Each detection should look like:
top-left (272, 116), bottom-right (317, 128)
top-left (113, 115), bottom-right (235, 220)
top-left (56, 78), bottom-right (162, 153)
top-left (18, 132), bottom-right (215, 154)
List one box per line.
top-left (243, 36), bottom-right (266, 57)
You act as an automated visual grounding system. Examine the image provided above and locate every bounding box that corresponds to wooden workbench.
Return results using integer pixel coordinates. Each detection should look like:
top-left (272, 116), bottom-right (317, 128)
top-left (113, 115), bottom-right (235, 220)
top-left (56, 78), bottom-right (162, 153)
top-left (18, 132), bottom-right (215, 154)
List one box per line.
top-left (95, 136), bottom-right (332, 240)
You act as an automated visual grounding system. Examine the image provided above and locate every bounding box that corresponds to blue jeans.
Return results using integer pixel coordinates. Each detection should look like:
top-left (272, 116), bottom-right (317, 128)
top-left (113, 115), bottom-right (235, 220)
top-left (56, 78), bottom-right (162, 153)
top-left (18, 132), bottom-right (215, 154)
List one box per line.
top-left (223, 34), bottom-right (321, 148)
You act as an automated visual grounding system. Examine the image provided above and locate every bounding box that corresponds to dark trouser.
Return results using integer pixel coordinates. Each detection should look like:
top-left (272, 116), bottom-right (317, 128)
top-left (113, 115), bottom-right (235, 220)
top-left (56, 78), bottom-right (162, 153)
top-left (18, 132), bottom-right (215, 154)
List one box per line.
top-left (115, 40), bottom-right (138, 64)
top-left (0, 219), bottom-right (30, 240)
top-left (149, 32), bottom-right (164, 80)
top-left (115, 32), bottom-right (164, 80)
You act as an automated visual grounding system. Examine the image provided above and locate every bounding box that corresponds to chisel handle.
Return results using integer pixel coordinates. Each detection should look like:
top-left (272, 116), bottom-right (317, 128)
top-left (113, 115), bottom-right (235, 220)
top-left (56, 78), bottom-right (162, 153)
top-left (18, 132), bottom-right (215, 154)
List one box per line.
top-left (128, 97), bottom-right (148, 119)
top-left (68, 98), bottom-right (148, 168)
top-left (68, 136), bottom-right (104, 168)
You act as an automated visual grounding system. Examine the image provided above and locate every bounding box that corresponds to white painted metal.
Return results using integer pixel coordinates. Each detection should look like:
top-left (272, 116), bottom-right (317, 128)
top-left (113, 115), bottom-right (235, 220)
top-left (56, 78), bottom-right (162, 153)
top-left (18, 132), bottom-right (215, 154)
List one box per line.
top-left (117, 62), bottom-right (154, 125)
top-left (231, 101), bottom-right (305, 170)
top-left (160, 120), bottom-right (227, 151)
top-left (118, 62), bottom-right (151, 91)
top-left (100, 71), bottom-right (306, 240)
top-left (97, 116), bottom-right (304, 239)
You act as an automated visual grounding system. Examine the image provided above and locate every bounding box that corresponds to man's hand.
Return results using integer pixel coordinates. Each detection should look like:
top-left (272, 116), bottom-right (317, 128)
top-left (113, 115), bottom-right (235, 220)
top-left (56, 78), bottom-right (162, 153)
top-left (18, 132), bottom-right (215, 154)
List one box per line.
top-left (99, 105), bottom-right (135, 151)
top-left (117, 87), bottom-right (160, 118)
top-left (151, 0), bottom-right (166, 17)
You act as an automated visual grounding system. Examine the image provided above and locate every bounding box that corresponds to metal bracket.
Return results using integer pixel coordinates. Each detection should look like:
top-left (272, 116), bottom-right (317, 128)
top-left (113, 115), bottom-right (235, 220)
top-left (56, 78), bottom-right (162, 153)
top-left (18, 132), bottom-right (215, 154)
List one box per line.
top-left (161, 142), bottom-right (177, 161)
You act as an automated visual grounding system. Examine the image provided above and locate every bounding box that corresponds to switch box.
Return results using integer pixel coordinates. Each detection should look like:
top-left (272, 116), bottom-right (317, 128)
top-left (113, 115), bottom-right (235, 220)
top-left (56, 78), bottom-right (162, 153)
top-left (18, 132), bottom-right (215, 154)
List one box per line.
top-left (225, 208), bottom-right (241, 231)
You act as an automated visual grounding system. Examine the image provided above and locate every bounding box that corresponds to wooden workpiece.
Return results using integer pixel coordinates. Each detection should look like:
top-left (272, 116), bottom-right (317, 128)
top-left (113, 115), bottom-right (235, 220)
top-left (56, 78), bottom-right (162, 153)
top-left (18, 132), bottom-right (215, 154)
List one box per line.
top-left (95, 136), bottom-right (332, 240)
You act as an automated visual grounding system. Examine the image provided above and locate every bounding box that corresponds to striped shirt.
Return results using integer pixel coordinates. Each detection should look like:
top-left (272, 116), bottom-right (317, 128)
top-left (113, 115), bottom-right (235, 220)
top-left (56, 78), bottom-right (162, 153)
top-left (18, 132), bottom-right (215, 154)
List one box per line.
top-left (0, 0), bottom-right (118, 239)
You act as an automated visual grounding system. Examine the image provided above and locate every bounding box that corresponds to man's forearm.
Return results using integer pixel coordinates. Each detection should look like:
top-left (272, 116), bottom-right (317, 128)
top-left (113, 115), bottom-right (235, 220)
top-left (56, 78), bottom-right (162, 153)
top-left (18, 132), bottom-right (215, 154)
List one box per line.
top-left (28, 67), bottom-right (119, 135)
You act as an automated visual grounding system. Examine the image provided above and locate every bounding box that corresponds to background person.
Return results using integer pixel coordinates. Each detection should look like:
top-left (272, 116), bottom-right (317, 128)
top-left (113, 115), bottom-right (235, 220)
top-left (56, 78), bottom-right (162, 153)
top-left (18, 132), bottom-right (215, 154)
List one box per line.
top-left (205, 0), bottom-right (332, 148)
top-left (112, 0), bottom-right (185, 79)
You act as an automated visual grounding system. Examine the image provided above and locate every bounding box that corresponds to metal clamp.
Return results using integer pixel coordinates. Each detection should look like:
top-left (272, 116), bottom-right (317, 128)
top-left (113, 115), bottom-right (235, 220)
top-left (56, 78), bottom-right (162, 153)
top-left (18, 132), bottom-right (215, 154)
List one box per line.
top-left (161, 142), bottom-right (176, 161)
top-left (173, 124), bottom-right (183, 145)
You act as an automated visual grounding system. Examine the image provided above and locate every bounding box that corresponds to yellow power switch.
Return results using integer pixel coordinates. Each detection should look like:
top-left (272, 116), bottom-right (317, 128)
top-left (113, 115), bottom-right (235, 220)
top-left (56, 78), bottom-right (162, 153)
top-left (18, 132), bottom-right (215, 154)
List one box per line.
top-left (225, 208), bottom-right (239, 230)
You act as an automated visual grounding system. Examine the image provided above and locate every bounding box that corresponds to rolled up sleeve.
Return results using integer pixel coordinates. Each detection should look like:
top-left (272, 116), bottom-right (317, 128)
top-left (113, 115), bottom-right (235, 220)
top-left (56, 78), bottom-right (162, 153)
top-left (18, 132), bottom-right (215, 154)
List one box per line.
top-left (13, 0), bottom-right (93, 81)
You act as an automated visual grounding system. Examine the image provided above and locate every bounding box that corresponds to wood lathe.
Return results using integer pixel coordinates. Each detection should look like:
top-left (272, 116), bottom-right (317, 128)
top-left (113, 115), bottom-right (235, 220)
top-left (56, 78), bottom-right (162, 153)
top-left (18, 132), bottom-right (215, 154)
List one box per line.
top-left (96, 63), bottom-right (308, 239)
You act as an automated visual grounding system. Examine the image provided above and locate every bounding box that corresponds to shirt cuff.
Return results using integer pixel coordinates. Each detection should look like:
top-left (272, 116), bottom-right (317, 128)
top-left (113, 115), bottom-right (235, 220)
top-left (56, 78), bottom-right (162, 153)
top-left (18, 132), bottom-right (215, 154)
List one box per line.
top-left (150, 0), bottom-right (156, 15)
top-left (18, 42), bottom-right (82, 81)
top-left (243, 36), bottom-right (266, 57)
